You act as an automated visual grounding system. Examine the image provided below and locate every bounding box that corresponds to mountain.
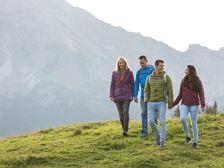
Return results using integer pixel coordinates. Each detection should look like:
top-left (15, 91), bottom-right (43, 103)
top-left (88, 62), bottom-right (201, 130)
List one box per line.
top-left (0, 114), bottom-right (224, 167)
top-left (0, 0), bottom-right (224, 137)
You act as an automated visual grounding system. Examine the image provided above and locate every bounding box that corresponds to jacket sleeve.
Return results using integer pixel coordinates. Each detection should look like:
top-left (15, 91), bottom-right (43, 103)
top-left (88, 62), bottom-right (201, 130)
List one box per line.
top-left (130, 71), bottom-right (134, 97)
top-left (166, 75), bottom-right (174, 106)
top-left (134, 70), bottom-right (139, 97)
top-left (110, 71), bottom-right (115, 98)
top-left (173, 81), bottom-right (183, 106)
top-left (144, 76), bottom-right (150, 102)
top-left (198, 79), bottom-right (205, 108)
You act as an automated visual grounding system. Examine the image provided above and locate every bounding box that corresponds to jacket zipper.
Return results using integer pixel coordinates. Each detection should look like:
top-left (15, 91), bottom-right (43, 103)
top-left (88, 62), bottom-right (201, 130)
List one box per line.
top-left (154, 77), bottom-right (157, 98)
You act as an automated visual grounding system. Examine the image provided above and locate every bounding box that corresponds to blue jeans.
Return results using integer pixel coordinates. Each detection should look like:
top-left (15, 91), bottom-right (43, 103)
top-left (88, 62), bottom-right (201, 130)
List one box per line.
top-left (140, 97), bottom-right (148, 133)
top-left (180, 104), bottom-right (199, 143)
top-left (140, 97), bottom-right (158, 133)
top-left (148, 101), bottom-right (166, 142)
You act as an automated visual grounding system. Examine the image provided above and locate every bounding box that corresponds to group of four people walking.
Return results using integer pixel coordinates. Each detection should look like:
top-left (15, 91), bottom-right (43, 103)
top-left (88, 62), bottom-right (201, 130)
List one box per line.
top-left (110, 55), bottom-right (205, 149)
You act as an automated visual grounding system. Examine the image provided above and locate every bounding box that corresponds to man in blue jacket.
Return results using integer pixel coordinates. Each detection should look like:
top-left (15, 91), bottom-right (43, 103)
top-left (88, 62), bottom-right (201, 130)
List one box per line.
top-left (134, 55), bottom-right (156, 137)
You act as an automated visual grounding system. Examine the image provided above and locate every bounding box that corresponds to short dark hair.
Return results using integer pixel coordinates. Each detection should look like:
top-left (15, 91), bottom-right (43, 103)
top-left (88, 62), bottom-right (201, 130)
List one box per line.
top-left (139, 55), bottom-right (148, 62)
top-left (155, 59), bottom-right (164, 66)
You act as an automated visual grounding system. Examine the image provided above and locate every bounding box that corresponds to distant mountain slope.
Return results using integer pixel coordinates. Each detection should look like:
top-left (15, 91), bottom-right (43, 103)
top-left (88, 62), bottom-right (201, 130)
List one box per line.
top-left (0, 0), bottom-right (224, 136)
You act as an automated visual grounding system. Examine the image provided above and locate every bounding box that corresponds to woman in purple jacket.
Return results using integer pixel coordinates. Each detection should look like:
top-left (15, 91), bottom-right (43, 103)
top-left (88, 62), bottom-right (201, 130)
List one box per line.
top-left (110, 56), bottom-right (134, 136)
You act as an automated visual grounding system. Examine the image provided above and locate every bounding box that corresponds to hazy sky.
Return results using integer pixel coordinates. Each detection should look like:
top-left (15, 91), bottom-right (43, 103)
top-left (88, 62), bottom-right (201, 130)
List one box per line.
top-left (66, 0), bottom-right (224, 51)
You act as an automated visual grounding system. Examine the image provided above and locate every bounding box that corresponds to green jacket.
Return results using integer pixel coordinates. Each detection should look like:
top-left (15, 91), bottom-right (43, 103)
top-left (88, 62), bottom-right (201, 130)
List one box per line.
top-left (144, 71), bottom-right (173, 106)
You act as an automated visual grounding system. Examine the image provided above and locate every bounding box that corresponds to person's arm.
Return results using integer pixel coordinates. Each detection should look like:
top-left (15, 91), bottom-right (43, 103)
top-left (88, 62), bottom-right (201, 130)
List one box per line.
top-left (173, 81), bottom-right (183, 107)
top-left (166, 75), bottom-right (174, 108)
top-left (198, 79), bottom-right (205, 109)
top-left (134, 70), bottom-right (139, 97)
top-left (144, 76), bottom-right (150, 102)
top-left (110, 72), bottom-right (115, 100)
top-left (130, 71), bottom-right (134, 97)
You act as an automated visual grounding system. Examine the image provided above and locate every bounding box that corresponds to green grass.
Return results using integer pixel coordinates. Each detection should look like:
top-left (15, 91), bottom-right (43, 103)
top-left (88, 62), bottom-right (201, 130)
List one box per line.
top-left (0, 114), bottom-right (224, 168)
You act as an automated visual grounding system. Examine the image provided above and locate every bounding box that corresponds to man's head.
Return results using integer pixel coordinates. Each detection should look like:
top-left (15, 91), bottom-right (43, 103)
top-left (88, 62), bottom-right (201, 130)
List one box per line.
top-left (139, 55), bottom-right (148, 68)
top-left (155, 59), bottom-right (164, 73)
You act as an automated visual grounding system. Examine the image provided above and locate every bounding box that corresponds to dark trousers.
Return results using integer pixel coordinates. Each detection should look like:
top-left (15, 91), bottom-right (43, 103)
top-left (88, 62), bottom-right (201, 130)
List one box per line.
top-left (115, 101), bottom-right (130, 133)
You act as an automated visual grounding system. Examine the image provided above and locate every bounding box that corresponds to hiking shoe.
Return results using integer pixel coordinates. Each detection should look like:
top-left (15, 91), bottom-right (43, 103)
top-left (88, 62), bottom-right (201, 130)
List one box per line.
top-left (139, 131), bottom-right (148, 138)
top-left (185, 137), bottom-right (192, 144)
top-left (192, 143), bottom-right (199, 149)
top-left (123, 132), bottom-right (128, 137)
top-left (160, 141), bottom-right (166, 147)
top-left (156, 135), bottom-right (160, 145)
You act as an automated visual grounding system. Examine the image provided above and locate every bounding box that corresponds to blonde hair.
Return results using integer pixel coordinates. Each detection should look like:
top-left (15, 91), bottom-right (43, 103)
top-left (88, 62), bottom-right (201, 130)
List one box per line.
top-left (114, 56), bottom-right (131, 72)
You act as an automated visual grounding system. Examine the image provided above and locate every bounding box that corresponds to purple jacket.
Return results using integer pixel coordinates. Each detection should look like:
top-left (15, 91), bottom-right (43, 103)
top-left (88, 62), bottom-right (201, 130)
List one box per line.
top-left (110, 70), bottom-right (134, 101)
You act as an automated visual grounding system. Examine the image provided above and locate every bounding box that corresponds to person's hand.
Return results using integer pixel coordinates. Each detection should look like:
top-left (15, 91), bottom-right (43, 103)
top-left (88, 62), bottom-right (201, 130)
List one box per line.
top-left (201, 107), bottom-right (205, 113)
top-left (172, 103), bottom-right (176, 107)
top-left (133, 97), bottom-right (138, 103)
top-left (110, 97), bottom-right (114, 102)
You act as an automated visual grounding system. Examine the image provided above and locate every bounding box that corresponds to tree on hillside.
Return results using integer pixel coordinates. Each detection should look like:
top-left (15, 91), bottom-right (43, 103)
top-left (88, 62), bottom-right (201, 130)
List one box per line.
top-left (205, 101), bottom-right (218, 115)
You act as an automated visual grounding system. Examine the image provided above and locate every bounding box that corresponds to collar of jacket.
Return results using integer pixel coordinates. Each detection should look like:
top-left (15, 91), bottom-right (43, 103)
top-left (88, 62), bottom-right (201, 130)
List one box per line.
top-left (151, 71), bottom-right (166, 77)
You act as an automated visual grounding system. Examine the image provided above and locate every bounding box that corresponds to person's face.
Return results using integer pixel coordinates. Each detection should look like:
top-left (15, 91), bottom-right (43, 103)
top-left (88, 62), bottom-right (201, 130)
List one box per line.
top-left (156, 62), bottom-right (164, 72)
top-left (118, 60), bottom-right (126, 70)
top-left (185, 67), bottom-right (190, 75)
top-left (139, 59), bottom-right (147, 68)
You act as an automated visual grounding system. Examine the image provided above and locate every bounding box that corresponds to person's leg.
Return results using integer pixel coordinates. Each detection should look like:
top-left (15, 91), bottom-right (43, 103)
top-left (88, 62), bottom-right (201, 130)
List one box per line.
top-left (148, 102), bottom-right (160, 143)
top-left (122, 101), bottom-right (131, 133)
top-left (189, 106), bottom-right (199, 144)
top-left (115, 101), bottom-right (124, 132)
top-left (140, 97), bottom-right (148, 134)
top-left (158, 101), bottom-right (166, 145)
top-left (180, 105), bottom-right (190, 138)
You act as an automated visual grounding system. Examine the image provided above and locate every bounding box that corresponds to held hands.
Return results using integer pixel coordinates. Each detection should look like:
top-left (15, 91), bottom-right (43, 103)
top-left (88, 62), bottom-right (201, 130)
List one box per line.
top-left (168, 103), bottom-right (174, 110)
top-left (168, 104), bottom-right (173, 109)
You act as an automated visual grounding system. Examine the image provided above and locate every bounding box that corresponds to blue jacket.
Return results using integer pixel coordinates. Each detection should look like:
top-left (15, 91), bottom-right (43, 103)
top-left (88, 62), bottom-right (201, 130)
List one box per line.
top-left (134, 65), bottom-right (155, 97)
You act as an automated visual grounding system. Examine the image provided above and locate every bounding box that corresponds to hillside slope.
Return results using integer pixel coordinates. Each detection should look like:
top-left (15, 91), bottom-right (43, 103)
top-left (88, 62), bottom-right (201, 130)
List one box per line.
top-left (0, 114), bottom-right (224, 168)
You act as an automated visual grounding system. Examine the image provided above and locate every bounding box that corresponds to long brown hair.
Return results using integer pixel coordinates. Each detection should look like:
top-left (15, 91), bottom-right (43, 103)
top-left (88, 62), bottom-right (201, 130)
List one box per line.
top-left (182, 65), bottom-right (200, 91)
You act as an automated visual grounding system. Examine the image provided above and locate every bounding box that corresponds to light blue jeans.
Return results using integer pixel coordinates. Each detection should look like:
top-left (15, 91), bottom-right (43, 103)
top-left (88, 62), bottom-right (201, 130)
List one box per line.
top-left (180, 104), bottom-right (199, 143)
top-left (140, 97), bottom-right (158, 133)
top-left (147, 101), bottom-right (166, 142)
top-left (140, 97), bottom-right (148, 133)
